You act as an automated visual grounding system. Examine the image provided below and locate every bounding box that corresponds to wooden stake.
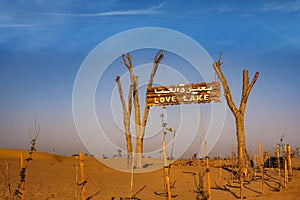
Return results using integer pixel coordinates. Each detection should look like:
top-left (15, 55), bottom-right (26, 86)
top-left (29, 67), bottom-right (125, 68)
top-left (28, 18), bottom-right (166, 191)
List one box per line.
top-left (276, 145), bottom-right (281, 191)
top-left (79, 152), bottom-right (86, 200)
top-left (219, 155), bottom-right (222, 181)
top-left (75, 155), bottom-right (79, 200)
top-left (205, 141), bottom-right (212, 200)
top-left (199, 111), bottom-right (204, 159)
top-left (20, 152), bottom-right (25, 200)
top-left (239, 146), bottom-right (244, 199)
top-left (231, 143), bottom-right (235, 167)
top-left (283, 146), bottom-right (288, 188)
top-left (162, 142), bottom-right (172, 200)
top-left (287, 144), bottom-right (292, 177)
top-left (129, 153), bottom-right (134, 199)
top-left (253, 154), bottom-right (257, 180)
top-left (231, 143), bottom-right (235, 181)
top-left (258, 140), bottom-right (264, 194)
top-left (205, 141), bottom-right (208, 158)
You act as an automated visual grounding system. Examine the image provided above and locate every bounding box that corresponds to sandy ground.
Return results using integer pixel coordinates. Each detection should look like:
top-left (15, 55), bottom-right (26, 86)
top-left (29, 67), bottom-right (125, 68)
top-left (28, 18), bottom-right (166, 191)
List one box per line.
top-left (1, 148), bottom-right (300, 200)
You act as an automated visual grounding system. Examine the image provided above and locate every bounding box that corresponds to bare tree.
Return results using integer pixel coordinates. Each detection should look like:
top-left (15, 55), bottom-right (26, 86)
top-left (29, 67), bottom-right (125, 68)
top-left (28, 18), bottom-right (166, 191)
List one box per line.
top-left (116, 50), bottom-right (165, 168)
top-left (133, 50), bottom-right (165, 168)
top-left (115, 54), bottom-right (134, 167)
top-left (212, 54), bottom-right (259, 171)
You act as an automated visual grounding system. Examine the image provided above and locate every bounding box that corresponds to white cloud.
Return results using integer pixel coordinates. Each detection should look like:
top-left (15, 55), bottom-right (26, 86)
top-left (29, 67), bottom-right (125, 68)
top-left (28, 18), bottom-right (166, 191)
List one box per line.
top-left (262, 0), bottom-right (300, 12)
top-left (215, 4), bottom-right (237, 13)
top-left (46, 2), bottom-right (165, 17)
top-left (184, 4), bottom-right (238, 15)
top-left (0, 24), bottom-right (33, 28)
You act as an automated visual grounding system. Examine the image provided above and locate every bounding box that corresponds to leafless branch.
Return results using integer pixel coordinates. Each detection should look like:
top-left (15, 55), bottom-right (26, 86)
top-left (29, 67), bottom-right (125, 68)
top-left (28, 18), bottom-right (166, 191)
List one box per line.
top-left (213, 60), bottom-right (238, 114)
top-left (141, 50), bottom-right (165, 137)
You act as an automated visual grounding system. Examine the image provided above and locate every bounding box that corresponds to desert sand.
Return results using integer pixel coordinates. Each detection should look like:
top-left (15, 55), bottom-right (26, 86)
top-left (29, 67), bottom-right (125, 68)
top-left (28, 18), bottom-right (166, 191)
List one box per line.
top-left (1, 148), bottom-right (300, 200)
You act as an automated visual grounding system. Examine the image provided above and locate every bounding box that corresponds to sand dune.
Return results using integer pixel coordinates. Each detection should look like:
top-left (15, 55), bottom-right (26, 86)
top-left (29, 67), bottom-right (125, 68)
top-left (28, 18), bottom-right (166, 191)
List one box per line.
top-left (1, 148), bottom-right (300, 200)
top-left (0, 148), bottom-right (65, 162)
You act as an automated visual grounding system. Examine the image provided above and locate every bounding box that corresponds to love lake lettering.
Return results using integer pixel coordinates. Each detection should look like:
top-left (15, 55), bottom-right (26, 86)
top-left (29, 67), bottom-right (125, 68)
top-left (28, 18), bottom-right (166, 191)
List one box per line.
top-left (146, 81), bottom-right (221, 106)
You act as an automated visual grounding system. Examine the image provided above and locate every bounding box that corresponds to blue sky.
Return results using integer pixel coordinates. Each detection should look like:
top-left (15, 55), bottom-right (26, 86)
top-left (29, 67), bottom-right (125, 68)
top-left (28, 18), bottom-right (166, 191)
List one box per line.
top-left (0, 0), bottom-right (299, 157)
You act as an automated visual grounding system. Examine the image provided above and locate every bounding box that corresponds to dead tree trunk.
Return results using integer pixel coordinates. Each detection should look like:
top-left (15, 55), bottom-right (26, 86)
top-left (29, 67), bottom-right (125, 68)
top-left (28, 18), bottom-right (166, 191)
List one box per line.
top-left (134, 50), bottom-right (165, 168)
top-left (115, 54), bottom-right (134, 167)
top-left (213, 55), bottom-right (259, 172)
top-left (116, 50), bottom-right (164, 169)
top-left (133, 75), bottom-right (142, 168)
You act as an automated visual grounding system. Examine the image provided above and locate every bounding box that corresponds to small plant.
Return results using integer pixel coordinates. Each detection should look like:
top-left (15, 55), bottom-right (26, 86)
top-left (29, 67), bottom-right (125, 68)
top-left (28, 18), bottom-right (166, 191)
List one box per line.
top-left (194, 172), bottom-right (209, 200)
top-left (277, 134), bottom-right (286, 148)
top-left (291, 147), bottom-right (299, 158)
top-left (158, 107), bottom-right (177, 199)
top-left (160, 106), bottom-right (177, 165)
top-left (160, 107), bottom-right (174, 143)
top-left (102, 154), bottom-right (108, 159)
top-left (117, 149), bottom-right (123, 158)
top-left (160, 107), bottom-right (176, 161)
top-left (14, 120), bottom-right (40, 200)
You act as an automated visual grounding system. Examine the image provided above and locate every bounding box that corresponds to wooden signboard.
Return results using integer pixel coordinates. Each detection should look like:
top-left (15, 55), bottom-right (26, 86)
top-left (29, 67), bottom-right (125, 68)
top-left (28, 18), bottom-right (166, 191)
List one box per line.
top-left (146, 81), bottom-right (221, 106)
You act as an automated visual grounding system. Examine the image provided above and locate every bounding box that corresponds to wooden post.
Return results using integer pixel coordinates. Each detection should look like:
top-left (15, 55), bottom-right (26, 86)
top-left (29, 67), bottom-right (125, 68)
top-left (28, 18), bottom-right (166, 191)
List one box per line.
top-left (283, 146), bottom-right (288, 188)
top-left (75, 155), bottom-right (79, 199)
top-left (239, 146), bottom-right (244, 199)
top-left (199, 111), bottom-right (204, 161)
top-left (231, 143), bottom-right (235, 181)
top-left (253, 154), bottom-right (257, 180)
top-left (258, 140), bottom-right (264, 194)
top-left (162, 142), bottom-right (172, 200)
top-left (79, 152), bottom-right (86, 200)
top-left (205, 141), bottom-right (212, 200)
top-left (219, 155), bottom-right (222, 181)
top-left (129, 153), bottom-right (134, 199)
top-left (20, 152), bottom-right (25, 200)
top-left (276, 145), bottom-right (281, 191)
top-left (231, 143), bottom-right (235, 167)
top-left (287, 144), bottom-right (292, 178)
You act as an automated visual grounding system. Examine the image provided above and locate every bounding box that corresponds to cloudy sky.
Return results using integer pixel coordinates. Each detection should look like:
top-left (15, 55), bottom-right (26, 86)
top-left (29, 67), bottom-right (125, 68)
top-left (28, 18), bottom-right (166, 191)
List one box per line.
top-left (0, 0), bottom-right (299, 158)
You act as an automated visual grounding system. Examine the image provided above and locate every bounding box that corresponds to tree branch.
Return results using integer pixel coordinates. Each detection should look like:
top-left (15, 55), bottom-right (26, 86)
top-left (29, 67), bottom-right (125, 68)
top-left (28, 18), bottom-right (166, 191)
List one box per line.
top-left (213, 60), bottom-right (238, 114)
top-left (133, 75), bottom-right (141, 137)
top-left (121, 53), bottom-right (134, 117)
top-left (242, 70), bottom-right (249, 98)
top-left (115, 76), bottom-right (129, 129)
top-left (239, 71), bottom-right (259, 113)
top-left (154, 49), bottom-right (165, 64)
top-left (246, 72), bottom-right (259, 99)
top-left (121, 54), bottom-right (132, 70)
top-left (140, 50), bottom-right (165, 138)
top-left (240, 70), bottom-right (249, 112)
